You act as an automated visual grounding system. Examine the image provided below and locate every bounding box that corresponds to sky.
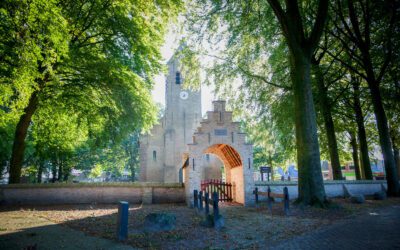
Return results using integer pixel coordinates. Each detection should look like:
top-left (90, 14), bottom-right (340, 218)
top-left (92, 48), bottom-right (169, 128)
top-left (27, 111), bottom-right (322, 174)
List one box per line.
top-left (151, 29), bottom-right (215, 116)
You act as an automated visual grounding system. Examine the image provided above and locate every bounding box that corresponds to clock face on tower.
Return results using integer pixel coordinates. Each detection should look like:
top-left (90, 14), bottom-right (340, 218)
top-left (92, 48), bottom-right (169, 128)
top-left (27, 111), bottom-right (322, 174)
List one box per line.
top-left (180, 91), bottom-right (189, 100)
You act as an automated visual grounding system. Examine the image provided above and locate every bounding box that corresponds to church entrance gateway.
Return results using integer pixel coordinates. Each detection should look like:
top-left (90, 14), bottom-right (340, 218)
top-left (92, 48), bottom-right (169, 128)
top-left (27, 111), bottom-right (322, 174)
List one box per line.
top-left (183, 101), bottom-right (255, 206)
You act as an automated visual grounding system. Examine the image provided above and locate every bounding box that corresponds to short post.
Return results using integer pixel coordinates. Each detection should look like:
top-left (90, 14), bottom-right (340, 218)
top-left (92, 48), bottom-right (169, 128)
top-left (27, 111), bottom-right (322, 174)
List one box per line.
top-left (117, 201), bottom-right (129, 241)
top-left (205, 192), bottom-right (210, 215)
top-left (283, 187), bottom-right (289, 216)
top-left (199, 191), bottom-right (203, 212)
top-left (267, 186), bottom-right (272, 213)
top-left (213, 192), bottom-right (219, 223)
top-left (194, 190), bottom-right (198, 209)
top-left (253, 187), bottom-right (259, 207)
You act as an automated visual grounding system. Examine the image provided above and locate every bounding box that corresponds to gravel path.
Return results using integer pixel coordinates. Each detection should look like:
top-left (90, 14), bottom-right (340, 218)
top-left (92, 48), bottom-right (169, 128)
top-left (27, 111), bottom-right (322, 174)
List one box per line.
top-left (271, 205), bottom-right (400, 250)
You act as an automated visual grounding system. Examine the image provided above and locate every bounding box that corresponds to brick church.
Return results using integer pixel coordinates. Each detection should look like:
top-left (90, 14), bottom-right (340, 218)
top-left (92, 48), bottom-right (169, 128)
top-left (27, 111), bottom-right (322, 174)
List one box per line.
top-left (139, 50), bottom-right (223, 183)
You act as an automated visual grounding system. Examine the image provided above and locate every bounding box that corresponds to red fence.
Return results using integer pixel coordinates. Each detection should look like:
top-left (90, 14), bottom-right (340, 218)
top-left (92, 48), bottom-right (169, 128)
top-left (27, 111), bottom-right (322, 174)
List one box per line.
top-left (201, 179), bottom-right (233, 202)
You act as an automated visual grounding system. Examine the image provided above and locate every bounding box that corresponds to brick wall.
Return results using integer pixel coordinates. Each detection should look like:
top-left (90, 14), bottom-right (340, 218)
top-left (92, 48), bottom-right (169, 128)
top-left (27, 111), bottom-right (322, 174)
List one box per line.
top-left (0, 183), bottom-right (185, 205)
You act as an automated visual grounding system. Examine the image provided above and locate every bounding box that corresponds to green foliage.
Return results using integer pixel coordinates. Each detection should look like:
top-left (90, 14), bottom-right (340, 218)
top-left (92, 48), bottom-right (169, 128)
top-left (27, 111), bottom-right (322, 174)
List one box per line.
top-left (183, 1), bottom-right (296, 167)
top-left (0, 0), bottom-right (183, 182)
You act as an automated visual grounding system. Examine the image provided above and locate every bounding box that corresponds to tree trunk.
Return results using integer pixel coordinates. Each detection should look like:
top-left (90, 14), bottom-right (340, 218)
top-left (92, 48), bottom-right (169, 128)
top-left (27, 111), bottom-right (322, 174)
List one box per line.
top-left (313, 63), bottom-right (342, 180)
top-left (357, 134), bottom-right (365, 179)
top-left (394, 147), bottom-right (400, 179)
top-left (349, 130), bottom-right (362, 180)
top-left (9, 91), bottom-right (39, 183)
top-left (130, 165), bottom-right (135, 182)
top-left (268, 152), bottom-right (274, 181)
top-left (291, 51), bottom-right (326, 205)
top-left (0, 160), bottom-right (6, 181)
top-left (391, 133), bottom-right (400, 180)
top-left (51, 160), bottom-right (57, 183)
top-left (63, 166), bottom-right (70, 182)
top-left (37, 160), bottom-right (44, 183)
top-left (352, 80), bottom-right (373, 179)
top-left (58, 157), bottom-right (63, 182)
top-left (367, 78), bottom-right (399, 195)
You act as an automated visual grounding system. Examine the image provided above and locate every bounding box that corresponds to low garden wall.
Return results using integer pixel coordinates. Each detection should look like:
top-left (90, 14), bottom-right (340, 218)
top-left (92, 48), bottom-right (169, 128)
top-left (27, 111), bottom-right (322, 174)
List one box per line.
top-left (0, 182), bottom-right (185, 205)
top-left (255, 180), bottom-right (388, 201)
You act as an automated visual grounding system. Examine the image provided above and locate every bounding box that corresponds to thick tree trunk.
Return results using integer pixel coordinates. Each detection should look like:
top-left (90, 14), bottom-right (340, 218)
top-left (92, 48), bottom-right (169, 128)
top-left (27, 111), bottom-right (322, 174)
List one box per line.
top-left (267, 0), bottom-right (328, 205)
top-left (349, 130), bottom-right (362, 180)
top-left (390, 132), bottom-right (400, 179)
top-left (352, 81), bottom-right (373, 179)
top-left (367, 78), bottom-right (399, 195)
top-left (394, 147), bottom-right (400, 179)
top-left (313, 63), bottom-right (342, 180)
top-left (291, 51), bottom-right (326, 205)
top-left (9, 91), bottom-right (39, 183)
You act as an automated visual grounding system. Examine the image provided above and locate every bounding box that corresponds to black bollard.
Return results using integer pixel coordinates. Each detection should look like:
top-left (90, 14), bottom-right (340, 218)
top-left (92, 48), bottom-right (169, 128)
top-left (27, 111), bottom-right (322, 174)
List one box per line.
top-left (283, 187), bottom-right (289, 216)
top-left (253, 187), bottom-right (259, 207)
top-left (117, 201), bottom-right (129, 241)
top-left (194, 190), bottom-right (198, 209)
top-left (267, 186), bottom-right (272, 213)
top-left (199, 191), bottom-right (203, 211)
top-left (205, 192), bottom-right (210, 215)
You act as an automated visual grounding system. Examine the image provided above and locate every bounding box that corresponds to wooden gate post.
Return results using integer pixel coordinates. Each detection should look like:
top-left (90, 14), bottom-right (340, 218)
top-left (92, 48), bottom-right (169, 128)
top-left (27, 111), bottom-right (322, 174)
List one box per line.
top-left (194, 190), bottom-right (198, 209)
top-left (283, 187), bottom-right (289, 216)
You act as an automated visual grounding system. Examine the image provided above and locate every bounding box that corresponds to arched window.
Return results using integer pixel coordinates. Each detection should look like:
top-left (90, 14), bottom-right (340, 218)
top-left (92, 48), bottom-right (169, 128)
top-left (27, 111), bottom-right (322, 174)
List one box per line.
top-left (206, 154), bottom-right (210, 162)
top-left (153, 150), bottom-right (157, 161)
top-left (175, 71), bottom-right (181, 84)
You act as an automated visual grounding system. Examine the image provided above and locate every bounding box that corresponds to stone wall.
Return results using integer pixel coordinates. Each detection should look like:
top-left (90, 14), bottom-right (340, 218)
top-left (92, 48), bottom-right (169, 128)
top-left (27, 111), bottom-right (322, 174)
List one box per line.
top-left (254, 180), bottom-right (389, 201)
top-left (0, 183), bottom-right (185, 205)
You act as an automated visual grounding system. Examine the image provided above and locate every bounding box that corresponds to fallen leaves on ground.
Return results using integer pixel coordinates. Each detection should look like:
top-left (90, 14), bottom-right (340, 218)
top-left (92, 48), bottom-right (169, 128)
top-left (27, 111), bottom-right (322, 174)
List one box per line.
top-left (1, 198), bottom-right (399, 249)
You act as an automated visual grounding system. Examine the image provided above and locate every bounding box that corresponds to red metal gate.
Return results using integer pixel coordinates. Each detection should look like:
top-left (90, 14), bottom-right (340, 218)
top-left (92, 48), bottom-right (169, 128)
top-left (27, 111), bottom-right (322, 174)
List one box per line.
top-left (201, 179), bottom-right (233, 202)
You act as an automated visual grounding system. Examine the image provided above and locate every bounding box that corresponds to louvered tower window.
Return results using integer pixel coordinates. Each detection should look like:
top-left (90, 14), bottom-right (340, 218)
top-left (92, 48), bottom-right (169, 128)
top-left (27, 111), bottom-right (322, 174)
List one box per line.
top-left (176, 72), bottom-right (181, 84)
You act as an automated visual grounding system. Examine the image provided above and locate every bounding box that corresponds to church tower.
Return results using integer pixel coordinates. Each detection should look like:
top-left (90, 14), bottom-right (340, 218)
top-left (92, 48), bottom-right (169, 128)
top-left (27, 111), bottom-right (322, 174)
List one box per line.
top-left (139, 50), bottom-right (202, 183)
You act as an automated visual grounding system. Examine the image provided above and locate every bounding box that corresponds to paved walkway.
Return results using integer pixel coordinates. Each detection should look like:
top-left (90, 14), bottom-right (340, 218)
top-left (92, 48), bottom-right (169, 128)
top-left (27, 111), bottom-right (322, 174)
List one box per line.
top-left (271, 205), bottom-right (400, 250)
top-left (0, 212), bottom-right (134, 250)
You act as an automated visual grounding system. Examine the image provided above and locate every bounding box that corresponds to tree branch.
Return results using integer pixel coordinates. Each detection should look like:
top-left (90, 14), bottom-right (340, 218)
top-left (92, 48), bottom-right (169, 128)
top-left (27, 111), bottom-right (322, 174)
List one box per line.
top-left (308, 0), bottom-right (329, 51)
top-left (325, 49), bottom-right (367, 80)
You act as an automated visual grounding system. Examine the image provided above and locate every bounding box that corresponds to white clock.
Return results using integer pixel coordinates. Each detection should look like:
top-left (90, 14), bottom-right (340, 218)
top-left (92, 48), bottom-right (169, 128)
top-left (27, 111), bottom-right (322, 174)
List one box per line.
top-left (180, 91), bottom-right (189, 100)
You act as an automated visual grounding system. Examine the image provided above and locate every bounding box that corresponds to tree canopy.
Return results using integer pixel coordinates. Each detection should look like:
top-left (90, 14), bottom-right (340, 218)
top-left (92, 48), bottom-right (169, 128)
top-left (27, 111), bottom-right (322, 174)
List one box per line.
top-left (0, 0), bottom-right (183, 183)
top-left (183, 0), bottom-right (400, 203)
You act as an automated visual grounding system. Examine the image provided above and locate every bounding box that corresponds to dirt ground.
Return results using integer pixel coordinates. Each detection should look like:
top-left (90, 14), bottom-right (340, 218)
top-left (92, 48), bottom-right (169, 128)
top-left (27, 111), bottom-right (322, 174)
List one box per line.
top-left (1, 197), bottom-right (399, 249)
